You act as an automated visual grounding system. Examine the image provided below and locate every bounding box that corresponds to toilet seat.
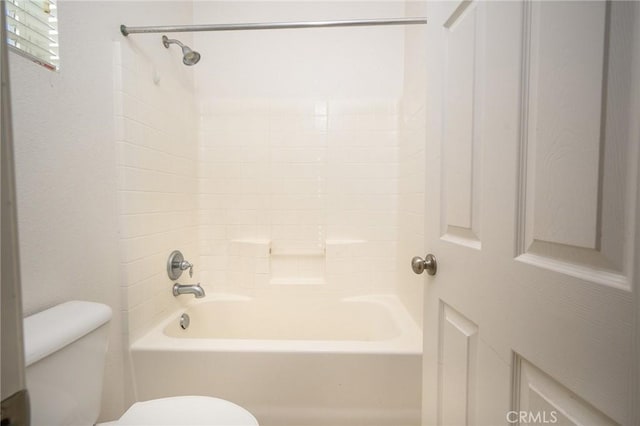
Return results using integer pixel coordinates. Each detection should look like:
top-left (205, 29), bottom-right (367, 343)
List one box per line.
top-left (106, 396), bottom-right (258, 425)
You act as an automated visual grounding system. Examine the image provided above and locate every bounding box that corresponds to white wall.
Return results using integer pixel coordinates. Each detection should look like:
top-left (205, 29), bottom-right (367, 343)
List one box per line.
top-left (192, 1), bottom-right (405, 99)
top-left (9, 1), bottom-right (195, 421)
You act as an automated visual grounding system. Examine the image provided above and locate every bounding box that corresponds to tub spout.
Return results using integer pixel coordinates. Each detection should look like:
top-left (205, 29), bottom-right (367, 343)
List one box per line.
top-left (173, 282), bottom-right (205, 298)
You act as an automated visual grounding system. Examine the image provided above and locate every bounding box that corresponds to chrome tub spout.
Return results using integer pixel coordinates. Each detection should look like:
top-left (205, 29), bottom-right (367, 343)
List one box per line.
top-left (173, 282), bottom-right (205, 298)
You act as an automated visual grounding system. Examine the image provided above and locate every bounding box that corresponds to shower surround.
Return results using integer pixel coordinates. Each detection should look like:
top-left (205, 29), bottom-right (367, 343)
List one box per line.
top-left (114, 1), bottom-right (419, 343)
top-left (113, 0), bottom-right (427, 338)
top-left (114, 40), bottom-right (199, 344)
top-left (198, 98), bottom-right (399, 295)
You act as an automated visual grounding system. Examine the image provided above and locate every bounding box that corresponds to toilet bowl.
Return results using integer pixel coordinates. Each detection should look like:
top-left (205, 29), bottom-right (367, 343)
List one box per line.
top-left (24, 301), bottom-right (258, 426)
top-left (99, 396), bottom-right (258, 425)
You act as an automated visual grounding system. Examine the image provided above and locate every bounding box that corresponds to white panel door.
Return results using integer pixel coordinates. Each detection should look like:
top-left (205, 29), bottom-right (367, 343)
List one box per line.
top-left (422, 1), bottom-right (640, 425)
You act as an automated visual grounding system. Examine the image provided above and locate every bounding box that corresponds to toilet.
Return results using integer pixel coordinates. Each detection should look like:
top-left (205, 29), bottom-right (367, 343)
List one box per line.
top-left (24, 301), bottom-right (258, 426)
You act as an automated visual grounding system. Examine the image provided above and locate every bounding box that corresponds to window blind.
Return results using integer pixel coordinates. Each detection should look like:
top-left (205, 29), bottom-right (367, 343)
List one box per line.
top-left (5, 0), bottom-right (59, 70)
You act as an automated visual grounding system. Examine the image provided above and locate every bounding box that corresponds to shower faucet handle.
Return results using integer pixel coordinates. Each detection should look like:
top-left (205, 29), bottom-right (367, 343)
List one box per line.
top-left (167, 250), bottom-right (194, 280)
top-left (178, 260), bottom-right (194, 278)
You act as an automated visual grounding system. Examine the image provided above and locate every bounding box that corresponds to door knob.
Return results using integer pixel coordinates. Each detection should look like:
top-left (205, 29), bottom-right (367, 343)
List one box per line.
top-left (411, 254), bottom-right (437, 276)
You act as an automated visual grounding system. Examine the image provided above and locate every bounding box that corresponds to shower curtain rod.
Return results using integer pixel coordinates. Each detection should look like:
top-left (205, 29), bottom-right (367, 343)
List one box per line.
top-left (120, 17), bottom-right (427, 36)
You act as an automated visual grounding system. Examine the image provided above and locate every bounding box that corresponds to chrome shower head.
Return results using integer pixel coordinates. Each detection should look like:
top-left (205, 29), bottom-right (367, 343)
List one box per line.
top-left (162, 35), bottom-right (200, 66)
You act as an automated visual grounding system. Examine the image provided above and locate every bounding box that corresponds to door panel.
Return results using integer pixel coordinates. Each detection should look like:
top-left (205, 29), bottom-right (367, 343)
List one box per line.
top-left (438, 303), bottom-right (479, 426)
top-left (517, 0), bottom-right (633, 288)
top-left (523, 1), bottom-right (606, 251)
top-left (514, 357), bottom-right (616, 426)
top-left (423, 1), bottom-right (639, 425)
top-left (441, 0), bottom-right (483, 249)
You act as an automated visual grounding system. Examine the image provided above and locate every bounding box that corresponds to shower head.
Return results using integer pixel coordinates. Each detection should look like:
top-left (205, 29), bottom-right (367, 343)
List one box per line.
top-left (162, 35), bottom-right (201, 66)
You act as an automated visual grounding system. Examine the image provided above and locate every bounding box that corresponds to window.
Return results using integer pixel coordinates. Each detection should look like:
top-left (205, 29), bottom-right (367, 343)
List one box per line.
top-left (5, 0), bottom-right (59, 70)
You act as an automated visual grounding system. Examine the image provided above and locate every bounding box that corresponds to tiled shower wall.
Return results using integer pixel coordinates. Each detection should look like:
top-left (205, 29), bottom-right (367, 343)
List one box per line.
top-left (113, 41), bottom-right (199, 343)
top-left (198, 99), bottom-right (399, 295)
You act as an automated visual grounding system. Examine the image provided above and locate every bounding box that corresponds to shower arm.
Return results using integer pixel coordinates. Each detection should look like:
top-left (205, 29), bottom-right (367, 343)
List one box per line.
top-left (120, 17), bottom-right (427, 36)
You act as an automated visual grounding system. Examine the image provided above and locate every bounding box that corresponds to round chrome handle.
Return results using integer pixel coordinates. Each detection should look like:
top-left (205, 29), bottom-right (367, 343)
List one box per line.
top-left (167, 250), bottom-right (194, 280)
top-left (411, 254), bottom-right (437, 276)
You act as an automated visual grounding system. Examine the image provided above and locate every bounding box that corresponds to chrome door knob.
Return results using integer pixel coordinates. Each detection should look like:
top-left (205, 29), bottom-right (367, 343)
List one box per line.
top-left (411, 254), bottom-right (437, 276)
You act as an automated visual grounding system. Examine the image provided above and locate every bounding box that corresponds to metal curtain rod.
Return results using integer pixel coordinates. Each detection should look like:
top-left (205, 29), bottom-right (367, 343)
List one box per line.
top-left (120, 17), bottom-right (427, 36)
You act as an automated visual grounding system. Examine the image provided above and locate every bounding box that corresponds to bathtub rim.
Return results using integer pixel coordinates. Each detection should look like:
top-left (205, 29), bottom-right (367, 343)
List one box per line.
top-left (131, 293), bottom-right (422, 355)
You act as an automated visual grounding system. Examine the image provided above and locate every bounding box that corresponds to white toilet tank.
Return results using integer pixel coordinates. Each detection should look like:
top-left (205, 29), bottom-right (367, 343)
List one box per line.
top-left (24, 301), bottom-right (112, 426)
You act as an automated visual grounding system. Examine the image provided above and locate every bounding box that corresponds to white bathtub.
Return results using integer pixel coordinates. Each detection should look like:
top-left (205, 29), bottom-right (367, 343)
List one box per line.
top-left (131, 294), bottom-right (422, 426)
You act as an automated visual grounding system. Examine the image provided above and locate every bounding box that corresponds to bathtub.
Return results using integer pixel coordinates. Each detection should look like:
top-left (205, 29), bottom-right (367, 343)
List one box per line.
top-left (130, 294), bottom-right (422, 426)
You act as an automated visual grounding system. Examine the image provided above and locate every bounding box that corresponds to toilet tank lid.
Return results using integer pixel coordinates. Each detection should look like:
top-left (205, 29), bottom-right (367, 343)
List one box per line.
top-left (24, 301), bottom-right (112, 367)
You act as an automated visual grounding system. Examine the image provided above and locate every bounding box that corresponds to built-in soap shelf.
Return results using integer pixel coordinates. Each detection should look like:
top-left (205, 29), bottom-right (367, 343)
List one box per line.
top-left (228, 239), bottom-right (366, 287)
top-left (269, 241), bottom-right (325, 285)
